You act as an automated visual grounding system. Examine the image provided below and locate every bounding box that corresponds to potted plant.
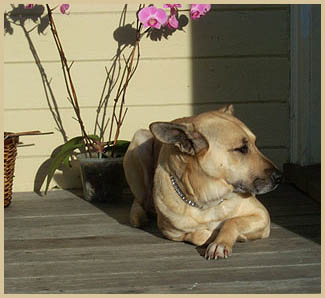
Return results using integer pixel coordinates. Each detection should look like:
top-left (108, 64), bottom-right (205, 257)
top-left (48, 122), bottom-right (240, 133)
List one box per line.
top-left (23, 4), bottom-right (211, 202)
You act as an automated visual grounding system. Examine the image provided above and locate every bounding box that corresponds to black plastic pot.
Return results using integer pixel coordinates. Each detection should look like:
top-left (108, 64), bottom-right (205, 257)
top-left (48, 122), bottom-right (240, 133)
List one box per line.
top-left (78, 153), bottom-right (127, 202)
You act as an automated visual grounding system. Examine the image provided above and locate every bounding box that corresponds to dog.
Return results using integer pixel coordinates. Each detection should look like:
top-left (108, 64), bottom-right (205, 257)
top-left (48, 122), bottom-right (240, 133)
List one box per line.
top-left (123, 105), bottom-right (282, 259)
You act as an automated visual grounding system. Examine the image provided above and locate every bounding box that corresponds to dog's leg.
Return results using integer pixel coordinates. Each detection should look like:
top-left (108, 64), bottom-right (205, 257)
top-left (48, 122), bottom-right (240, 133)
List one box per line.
top-left (184, 229), bottom-right (213, 246)
top-left (123, 129), bottom-right (155, 227)
top-left (130, 200), bottom-right (149, 227)
top-left (205, 213), bottom-right (270, 260)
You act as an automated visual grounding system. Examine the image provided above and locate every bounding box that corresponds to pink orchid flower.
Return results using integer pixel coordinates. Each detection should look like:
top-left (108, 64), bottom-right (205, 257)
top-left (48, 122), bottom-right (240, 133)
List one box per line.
top-left (138, 6), bottom-right (168, 29)
top-left (24, 4), bottom-right (35, 9)
top-left (167, 14), bottom-right (179, 29)
top-left (163, 4), bottom-right (182, 29)
top-left (190, 4), bottom-right (211, 20)
top-left (60, 4), bottom-right (70, 15)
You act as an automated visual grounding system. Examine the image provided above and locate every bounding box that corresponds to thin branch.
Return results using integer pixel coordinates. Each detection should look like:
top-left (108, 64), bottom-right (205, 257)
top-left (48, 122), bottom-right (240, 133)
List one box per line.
top-left (67, 96), bottom-right (73, 105)
top-left (102, 117), bottom-right (111, 137)
top-left (68, 61), bottom-right (74, 70)
top-left (114, 114), bottom-right (119, 124)
top-left (120, 107), bottom-right (128, 126)
top-left (46, 5), bottom-right (95, 154)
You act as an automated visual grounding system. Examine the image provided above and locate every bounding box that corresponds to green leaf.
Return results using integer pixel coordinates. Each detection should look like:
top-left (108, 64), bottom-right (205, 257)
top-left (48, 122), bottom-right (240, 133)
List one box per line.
top-left (62, 155), bottom-right (71, 168)
top-left (110, 140), bottom-right (130, 158)
top-left (64, 136), bottom-right (85, 147)
top-left (44, 136), bottom-right (85, 194)
top-left (115, 140), bottom-right (130, 147)
top-left (88, 134), bottom-right (100, 141)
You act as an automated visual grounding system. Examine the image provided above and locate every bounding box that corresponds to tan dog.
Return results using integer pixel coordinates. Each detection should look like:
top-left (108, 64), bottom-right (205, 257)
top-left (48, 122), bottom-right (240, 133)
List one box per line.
top-left (123, 105), bottom-right (282, 259)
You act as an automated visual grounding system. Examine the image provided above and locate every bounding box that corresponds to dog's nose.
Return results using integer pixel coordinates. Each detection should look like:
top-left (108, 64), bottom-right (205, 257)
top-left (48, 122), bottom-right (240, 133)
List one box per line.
top-left (270, 169), bottom-right (283, 184)
top-left (264, 168), bottom-right (283, 184)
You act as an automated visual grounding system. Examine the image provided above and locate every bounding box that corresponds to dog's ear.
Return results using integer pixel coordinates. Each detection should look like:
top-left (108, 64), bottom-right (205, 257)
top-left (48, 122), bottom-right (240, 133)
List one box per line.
top-left (149, 122), bottom-right (208, 156)
top-left (218, 104), bottom-right (234, 115)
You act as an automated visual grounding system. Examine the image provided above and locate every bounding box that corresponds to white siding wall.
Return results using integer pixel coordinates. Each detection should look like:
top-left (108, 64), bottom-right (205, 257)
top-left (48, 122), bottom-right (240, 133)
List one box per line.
top-left (4, 4), bottom-right (290, 192)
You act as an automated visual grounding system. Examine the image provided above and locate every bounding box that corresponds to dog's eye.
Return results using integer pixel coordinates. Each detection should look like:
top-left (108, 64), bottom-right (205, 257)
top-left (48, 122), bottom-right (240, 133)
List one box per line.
top-left (234, 144), bottom-right (249, 154)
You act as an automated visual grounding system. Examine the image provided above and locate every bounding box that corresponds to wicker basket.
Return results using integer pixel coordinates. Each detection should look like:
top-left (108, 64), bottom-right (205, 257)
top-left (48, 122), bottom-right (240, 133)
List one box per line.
top-left (4, 132), bottom-right (19, 208)
top-left (4, 130), bottom-right (53, 207)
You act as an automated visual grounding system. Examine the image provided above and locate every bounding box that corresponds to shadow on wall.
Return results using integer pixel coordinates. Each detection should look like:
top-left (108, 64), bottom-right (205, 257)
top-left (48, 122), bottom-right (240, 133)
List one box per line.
top-left (191, 4), bottom-right (290, 114)
top-left (5, 5), bottom-right (68, 143)
top-left (190, 4), bottom-right (291, 168)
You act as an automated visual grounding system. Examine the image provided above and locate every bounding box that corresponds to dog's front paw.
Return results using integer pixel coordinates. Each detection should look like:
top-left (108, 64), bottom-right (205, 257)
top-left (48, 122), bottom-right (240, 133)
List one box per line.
top-left (204, 242), bottom-right (232, 260)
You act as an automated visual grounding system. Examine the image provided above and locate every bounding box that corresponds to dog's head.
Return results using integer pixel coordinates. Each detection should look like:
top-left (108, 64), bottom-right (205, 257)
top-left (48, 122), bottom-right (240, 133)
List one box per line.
top-left (150, 105), bottom-right (282, 196)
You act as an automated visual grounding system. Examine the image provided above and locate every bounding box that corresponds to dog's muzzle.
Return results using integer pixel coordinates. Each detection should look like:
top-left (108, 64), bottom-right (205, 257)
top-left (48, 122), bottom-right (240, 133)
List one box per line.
top-left (253, 168), bottom-right (283, 195)
top-left (233, 168), bottom-right (283, 195)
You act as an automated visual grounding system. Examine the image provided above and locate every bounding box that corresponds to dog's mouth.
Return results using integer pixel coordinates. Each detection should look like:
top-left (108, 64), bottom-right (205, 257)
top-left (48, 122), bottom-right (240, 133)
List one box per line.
top-left (253, 179), bottom-right (280, 195)
top-left (232, 179), bottom-right (280, 196)
top-left (232, 182), bottom-right (252, 195)
top-left (233, 182), bottom-right (247, 193)
top-left (253, 172), bottom-right (283, 194)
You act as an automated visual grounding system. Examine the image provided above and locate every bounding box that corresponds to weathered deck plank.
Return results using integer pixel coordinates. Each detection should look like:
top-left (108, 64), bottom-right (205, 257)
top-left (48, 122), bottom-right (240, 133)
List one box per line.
top-left (5, 265), bottom-right (321, 294)
top-left (4, 183), bottom-right (321, 294)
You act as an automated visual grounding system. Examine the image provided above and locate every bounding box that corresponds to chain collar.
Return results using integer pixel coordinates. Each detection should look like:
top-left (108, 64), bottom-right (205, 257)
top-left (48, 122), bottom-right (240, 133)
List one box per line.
top-left (169, 174), bottom-right (225, 209)
top-left (169, 174), bottom-right (202, 209)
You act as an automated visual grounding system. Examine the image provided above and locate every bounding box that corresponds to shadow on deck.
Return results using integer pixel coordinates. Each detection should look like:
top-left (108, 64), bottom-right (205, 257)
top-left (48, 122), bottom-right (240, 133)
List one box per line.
top-left (4, 183), bottom-right (321, 294)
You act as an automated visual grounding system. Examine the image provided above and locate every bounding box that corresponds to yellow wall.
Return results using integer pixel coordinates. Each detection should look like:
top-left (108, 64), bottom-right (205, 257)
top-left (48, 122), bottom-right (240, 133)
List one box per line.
top-left (4, 4), bottom-right (290, 192)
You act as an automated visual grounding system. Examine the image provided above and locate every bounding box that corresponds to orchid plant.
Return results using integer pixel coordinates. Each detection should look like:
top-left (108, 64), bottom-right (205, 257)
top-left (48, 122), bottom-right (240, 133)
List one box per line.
top-left (21, 4), bottom-right (211, 193)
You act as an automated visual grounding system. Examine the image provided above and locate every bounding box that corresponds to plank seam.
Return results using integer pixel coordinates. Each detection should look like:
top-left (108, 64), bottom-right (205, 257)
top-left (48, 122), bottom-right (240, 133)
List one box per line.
top-left (4, 262), bottom-right (320, 280)
top-left (4, 100), bottom-right (289, 112)
top-left (4, 55), bottom-right (289, 65)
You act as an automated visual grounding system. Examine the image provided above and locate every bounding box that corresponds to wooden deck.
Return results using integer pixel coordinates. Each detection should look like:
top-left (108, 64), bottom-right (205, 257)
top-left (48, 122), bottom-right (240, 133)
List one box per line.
top-left (4, 183), bottom-right (321, 294)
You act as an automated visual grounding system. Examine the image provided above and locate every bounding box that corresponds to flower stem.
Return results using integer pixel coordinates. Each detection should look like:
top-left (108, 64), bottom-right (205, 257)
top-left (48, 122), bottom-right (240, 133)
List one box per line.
top-left (46, 5), bottom-right (95, 155)
top-left (108, 4), bottom-right (145, 148)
